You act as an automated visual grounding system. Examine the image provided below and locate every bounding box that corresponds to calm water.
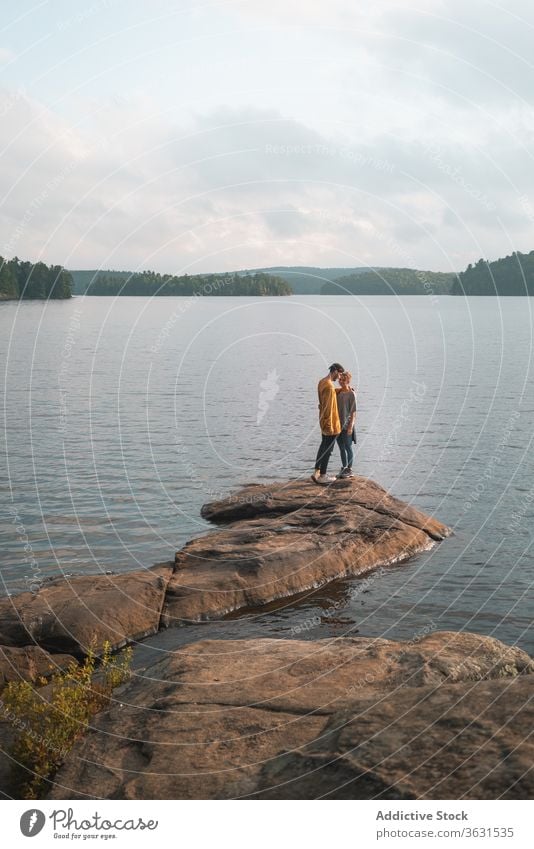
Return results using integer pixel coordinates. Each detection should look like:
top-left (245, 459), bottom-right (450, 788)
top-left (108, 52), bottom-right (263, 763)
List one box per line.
top-left (1, 295), bottom-right (533, 655)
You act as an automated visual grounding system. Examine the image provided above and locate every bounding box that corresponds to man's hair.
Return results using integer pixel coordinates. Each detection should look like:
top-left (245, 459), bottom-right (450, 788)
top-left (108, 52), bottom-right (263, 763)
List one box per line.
top-left (329, 362), bottom-right (345, 373)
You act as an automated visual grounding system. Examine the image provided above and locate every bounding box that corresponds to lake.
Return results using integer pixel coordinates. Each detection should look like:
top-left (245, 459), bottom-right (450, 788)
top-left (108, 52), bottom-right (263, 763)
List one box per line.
top-left (1, 295), bottom-right (533, 655)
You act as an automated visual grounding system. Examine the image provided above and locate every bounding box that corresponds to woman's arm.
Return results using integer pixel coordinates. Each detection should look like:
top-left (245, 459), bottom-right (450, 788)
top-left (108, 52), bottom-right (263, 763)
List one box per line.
top-left (347, 391), bottom-right (357, 430)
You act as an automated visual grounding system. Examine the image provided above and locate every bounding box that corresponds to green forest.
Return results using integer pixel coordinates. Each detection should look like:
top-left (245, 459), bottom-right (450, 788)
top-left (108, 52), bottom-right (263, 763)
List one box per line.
top-left (321, 267), bottom-right (456, 295)
top-left (253, 266), bottom-right (367, 294)
top-left (4, 250), bottom-right (534, 301)
top-left (0, 257), bottom-right (72, 300)
top-left (452, 251), bottom-right (534, 295)
top-left (87, 270), bottom-right (292, 296)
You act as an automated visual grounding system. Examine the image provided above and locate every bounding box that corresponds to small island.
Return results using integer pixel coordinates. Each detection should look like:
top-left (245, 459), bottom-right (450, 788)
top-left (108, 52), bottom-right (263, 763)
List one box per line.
top-left (85, 270), bottom-right (292, 297)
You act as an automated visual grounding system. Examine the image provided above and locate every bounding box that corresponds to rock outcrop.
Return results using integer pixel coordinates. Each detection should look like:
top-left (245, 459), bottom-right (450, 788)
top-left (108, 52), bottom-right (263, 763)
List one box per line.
top-left (0, 645), bottom-right (75, 691)
top-left (0, 478), bottom-right (450, 655)
top-left (46, 631), bottom-right (533, 800)
top-left (163, 477), bottom-right (450, 624)
top-left (0, 564), bottom-right (173, 657)
top-left (200, 477), bottom-right (447, 538)
top-left (257, 676), bottom-right (534, 799)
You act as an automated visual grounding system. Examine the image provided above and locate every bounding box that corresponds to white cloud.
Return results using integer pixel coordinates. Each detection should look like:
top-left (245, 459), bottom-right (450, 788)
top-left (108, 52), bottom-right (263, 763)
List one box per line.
top-left (0, 47), bottom-right (16, 64)
top-left (223, 0), bottom-right (446, 27)
top-left (2, 0), bottom-right (534, 274)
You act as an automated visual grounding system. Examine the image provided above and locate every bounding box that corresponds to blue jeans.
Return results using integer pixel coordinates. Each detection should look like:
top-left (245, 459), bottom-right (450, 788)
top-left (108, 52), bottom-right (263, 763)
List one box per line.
top-left (315, 434), bottom-right (337, 475)
top-left (337, 431), bottom-right (354, 469)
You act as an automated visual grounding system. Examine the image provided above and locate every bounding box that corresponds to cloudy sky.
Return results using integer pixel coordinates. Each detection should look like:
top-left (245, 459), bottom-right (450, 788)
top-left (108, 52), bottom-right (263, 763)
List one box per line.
top-left (1, 0), bottom-right (533, 273)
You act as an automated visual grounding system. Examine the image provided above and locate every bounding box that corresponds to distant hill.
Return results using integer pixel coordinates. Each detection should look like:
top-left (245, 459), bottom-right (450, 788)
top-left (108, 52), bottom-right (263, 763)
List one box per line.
top-left (250, 266), bottom-right (369, 295)
top-left (69, 251), bottom-right (534, 298)
top-left (70, 266), bottom-right (368, 295)
top-left (321, 267), bottom-right (456, 295)
top-left (69, 269), bottom-right (129, 295)
top-left (71, 264), bottom-right (454, 297)
top-left (452, 251), bottom-right (534, 295)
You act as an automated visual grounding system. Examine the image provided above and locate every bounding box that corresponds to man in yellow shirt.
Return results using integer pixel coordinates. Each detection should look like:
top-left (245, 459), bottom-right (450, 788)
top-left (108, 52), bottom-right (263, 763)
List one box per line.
top-left (311, 362), bottom-right (344, 485)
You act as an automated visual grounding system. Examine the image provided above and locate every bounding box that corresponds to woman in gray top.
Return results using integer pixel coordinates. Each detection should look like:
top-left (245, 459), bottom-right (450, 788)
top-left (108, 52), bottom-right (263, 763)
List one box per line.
top-left (336, 371), bottom-right (357, 478)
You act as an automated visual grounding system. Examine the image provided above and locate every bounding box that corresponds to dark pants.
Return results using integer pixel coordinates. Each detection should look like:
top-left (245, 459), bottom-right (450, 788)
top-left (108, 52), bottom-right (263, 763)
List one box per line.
top-left (315, 434), bottom-right (337, 476)
top-left (337, 431), bottom-right (354, 469)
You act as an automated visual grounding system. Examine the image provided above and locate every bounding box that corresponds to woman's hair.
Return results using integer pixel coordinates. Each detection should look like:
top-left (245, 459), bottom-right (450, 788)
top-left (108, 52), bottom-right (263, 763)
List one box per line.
top-left (340, 371), bottom-right (356, 392)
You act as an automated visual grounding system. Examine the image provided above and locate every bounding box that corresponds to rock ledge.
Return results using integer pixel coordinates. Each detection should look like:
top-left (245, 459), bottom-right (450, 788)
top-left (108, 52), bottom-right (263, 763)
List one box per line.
top-left (0, 477), bottom-right (450, 656)
top-left (46, 631), bottom-right (533, 800)
top-left (164, 477), bottom-right (450, 625)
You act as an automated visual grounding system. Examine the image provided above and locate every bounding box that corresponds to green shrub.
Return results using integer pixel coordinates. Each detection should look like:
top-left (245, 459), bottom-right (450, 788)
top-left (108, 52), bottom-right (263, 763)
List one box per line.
top-left (2, 639), bottom-right (133, 799)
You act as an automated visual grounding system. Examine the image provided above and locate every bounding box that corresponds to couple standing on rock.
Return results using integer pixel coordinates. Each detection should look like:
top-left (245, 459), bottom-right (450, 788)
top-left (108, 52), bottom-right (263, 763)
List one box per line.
top-left (311, 362), bottom-right (357, 486)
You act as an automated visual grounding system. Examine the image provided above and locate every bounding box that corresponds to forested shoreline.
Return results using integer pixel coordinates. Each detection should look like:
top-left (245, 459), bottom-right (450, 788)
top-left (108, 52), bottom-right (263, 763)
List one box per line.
top-left (86, 270), bottom-right (292, 296)
top-left (452, 250), bottom-right (534, 295)
top-left (3, 249), bottom-right (534, 301)
top-left (321, 268), bottom-right (456, 295)
top-left (0, 257), bottom-right (72, 300)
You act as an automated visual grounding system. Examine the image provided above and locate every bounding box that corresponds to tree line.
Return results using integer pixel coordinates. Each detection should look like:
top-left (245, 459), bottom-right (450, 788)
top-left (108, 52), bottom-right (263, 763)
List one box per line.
top-left (87, 270), bottom-right (292, 296)
top-left (4, 251), bottom-right (534, 300)
top-left (321, 267), bottom-right (456, 295)
top-left (452, 251), bottom-right (534, 295)
top-left (0, 257), bottom-right (72, 300)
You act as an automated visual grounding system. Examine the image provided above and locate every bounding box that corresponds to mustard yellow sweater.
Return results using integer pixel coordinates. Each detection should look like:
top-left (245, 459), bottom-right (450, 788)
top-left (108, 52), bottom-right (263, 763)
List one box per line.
top-left (317, 377), bottom-right (341, 435)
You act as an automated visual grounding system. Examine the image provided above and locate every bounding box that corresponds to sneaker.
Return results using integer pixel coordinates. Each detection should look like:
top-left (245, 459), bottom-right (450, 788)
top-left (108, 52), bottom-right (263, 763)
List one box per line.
top-left (315, 474), bottom-right (336, 486)
top-left (310, 470), bottom-right (320, 484)
top-left (341, 467), bottom-right (355, 478)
